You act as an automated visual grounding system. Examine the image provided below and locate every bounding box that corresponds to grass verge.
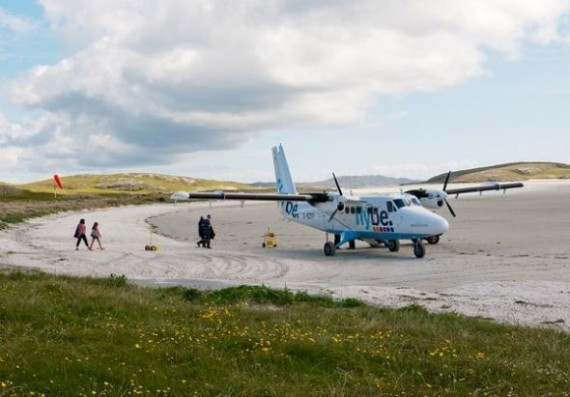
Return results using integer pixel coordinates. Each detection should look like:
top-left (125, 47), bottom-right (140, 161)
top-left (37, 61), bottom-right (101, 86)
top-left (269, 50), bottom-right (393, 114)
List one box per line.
top-left (0, 190), bottom-right (167, 230)
top-left (1, 271), bottom-right (569, 396)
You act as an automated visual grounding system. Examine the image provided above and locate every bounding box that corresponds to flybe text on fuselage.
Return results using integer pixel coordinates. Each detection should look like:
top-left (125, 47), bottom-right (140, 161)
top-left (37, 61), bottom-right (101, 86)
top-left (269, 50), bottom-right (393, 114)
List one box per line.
top-left (356, 209), bottom-right (392, 229)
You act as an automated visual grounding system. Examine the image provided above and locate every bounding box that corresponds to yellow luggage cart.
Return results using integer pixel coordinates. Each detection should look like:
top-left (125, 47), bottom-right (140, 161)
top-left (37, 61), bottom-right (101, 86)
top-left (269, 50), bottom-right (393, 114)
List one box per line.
top-left (145, 228), bottom-right (159, 251)
top-left (262, 229), bottom-right (277, 248)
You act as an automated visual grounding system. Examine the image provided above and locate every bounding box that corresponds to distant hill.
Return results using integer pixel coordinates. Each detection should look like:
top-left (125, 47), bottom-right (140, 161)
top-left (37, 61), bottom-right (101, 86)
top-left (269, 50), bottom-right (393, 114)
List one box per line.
top-left (0, 182), bottom-right (24, 196)
top-left (18, 173), bottom-right (258, 195)
top-left (253, 175), bottom-right (417, 190)
top-left (305, 175), bottom-right (418, 189)
top-left (428, 162), bottom-right (570, 183)
top-left (6, 162), bottom-right (568, 198)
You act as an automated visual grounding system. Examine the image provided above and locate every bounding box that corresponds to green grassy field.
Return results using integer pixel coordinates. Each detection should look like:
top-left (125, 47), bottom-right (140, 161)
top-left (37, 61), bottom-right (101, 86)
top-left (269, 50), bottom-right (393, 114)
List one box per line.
top-left (19, 173), bottom-right (257, 195)
top-left (0, 173), bottom-right (269, 230)
top-left (1, 271), bottom-right (569, 396)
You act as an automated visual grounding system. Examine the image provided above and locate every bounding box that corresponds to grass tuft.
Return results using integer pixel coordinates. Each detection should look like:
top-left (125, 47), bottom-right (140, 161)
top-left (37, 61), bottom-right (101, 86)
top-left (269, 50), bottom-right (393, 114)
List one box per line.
top-left (207, 285), bottom-right (295, 305)
top-left (182, 288), bottom-right (202, 301)
top-left (181, 285), bottom-right (366, 308)
top-left (106, 273), bottom-right (127, 287)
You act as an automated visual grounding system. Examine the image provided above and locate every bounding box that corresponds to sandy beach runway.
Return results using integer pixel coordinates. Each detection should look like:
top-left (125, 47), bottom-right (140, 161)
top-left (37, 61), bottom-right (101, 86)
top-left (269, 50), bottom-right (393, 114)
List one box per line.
top-left (1, 180), bottom-right (569, 330)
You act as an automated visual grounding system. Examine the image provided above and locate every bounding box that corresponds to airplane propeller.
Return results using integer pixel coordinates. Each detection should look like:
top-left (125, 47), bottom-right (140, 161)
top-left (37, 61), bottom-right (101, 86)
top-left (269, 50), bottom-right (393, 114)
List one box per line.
top-left (444, 197), bottom-right (456, 217)
top-left (333, 172), bottom-right (343, 196)
top-left (442, 170), bottom-right (451, 191)
top-left (405, 171), bottom-right (457, 217)
top-left (328, 173), bottom-right (345, 222)
top-left (442, 171), bottom-right (456, 218)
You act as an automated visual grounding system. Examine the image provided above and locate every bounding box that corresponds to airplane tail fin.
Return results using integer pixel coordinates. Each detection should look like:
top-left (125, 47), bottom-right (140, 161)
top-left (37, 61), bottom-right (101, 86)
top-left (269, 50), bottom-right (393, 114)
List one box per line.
top-left (272, 144), bottom-right (298, 195)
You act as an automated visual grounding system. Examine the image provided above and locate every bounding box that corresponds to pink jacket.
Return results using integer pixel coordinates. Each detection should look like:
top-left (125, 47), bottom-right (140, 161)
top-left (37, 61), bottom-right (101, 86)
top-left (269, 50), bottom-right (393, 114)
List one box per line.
top-left (75, 223), bottom-right (86, 237)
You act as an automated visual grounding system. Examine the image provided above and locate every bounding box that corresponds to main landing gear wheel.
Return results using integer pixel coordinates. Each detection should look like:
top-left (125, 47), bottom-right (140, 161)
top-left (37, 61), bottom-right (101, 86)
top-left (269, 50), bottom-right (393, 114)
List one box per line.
top-left (386, 239), bottom-right (400, 252)
top-left (348, 240), bottom-right (356, 250)
top-left (413, 241), bottom-right (426, 258)
top-left (324, 241), bottom-right (336, 257)
top-left (426, 235), bottom-right (440, 245)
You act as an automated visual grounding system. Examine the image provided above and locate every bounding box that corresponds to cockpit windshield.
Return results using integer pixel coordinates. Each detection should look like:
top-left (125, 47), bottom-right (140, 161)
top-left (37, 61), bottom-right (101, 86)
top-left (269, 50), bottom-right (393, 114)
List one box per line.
top-left (410, 197), bottom-right (421, 206)
top-left (394, 198), bottom-right (415, 208)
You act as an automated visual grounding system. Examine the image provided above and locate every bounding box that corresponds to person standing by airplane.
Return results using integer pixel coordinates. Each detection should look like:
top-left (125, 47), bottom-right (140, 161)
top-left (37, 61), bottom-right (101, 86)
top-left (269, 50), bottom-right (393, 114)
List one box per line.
top-left (200, 214), bottom-right (214, 249)
top-left (207, 214), bottom-right (215, 247)
top-left (89, 222), bottom-right (105, 250)
top-left (197, 216), bottom-right (205, 247)
top-left (74, 218), bottom-right (91, 251)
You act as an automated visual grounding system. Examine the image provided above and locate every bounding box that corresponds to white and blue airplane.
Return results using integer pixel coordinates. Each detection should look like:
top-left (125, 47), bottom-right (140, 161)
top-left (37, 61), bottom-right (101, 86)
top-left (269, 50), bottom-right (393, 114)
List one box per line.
top-left (171, 145), bottom-right (523, 258)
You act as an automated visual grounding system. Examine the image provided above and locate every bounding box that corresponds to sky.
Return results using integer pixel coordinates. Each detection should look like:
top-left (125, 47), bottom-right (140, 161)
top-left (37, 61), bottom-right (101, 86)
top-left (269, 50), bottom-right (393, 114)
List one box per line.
top-left (0, 0), bottom-right (569, 184)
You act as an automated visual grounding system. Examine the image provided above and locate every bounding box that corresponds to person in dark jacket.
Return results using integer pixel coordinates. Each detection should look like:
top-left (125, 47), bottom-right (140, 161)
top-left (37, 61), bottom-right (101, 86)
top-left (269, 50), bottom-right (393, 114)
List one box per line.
top-left (197, 216), bottom-right (205, 247)
top-left (200, 214), bottom-right (214, 249)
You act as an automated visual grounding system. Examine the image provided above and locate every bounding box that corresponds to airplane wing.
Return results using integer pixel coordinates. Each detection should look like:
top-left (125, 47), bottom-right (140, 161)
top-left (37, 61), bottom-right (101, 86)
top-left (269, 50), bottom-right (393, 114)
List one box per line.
top-left (445, 182), bottom-right (524, 196)
top-left (170, 191), bottom-right (331, 203)
top-left (406, 180), bottom-right (524, 217)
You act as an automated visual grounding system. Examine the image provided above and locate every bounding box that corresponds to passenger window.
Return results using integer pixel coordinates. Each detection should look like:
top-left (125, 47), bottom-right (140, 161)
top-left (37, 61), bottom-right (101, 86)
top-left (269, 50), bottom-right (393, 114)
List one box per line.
top-left (345, 206), bottom-right (349, 214)
top-left (350, 207), bottom-right (355, 214)
top-left (356, 207), bottom-right (362, 214)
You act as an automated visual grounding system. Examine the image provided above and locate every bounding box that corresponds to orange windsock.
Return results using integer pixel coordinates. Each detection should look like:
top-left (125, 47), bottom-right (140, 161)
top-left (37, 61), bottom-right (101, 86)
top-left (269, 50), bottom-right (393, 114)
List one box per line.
top-left (53, 174), bottom-right (64, 189)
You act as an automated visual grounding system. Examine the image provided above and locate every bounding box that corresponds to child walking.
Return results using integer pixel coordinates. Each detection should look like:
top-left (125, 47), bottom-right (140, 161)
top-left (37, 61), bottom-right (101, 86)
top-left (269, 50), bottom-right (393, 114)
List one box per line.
top-left (89, 222), bottom-right (105, 250)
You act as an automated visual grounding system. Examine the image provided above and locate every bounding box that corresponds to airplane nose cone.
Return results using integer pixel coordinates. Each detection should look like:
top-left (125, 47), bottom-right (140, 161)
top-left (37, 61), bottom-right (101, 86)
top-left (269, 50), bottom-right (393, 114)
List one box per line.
top-left (433, 216), bottom-right (449, 235)
top-left (408, 209), bottom-right (449, 236)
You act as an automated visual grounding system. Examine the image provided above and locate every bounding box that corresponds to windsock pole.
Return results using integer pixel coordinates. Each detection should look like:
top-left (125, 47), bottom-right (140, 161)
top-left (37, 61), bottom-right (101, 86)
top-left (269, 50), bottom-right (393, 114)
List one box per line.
top-left (53, 174), bottom-right (64, 200)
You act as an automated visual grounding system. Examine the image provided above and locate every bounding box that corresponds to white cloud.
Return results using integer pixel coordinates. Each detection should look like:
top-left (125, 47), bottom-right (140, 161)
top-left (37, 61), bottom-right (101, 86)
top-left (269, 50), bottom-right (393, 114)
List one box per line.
top-left (0, 111), bottom-right (23, 143)
top-left (0, 146), bottom-right (28, 170)
top-left (3, 0), bottom-right (570, 173)
top-left (0, 7), bottom-right (35, 34)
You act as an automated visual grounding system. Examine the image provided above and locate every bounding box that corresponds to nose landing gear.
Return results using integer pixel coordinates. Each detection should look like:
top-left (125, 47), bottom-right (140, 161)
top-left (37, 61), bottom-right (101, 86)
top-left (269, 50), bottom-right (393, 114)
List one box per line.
top-left (413, 239), bottom-right (426, 258)
top-left (425, 235), bottom-right (440, 245)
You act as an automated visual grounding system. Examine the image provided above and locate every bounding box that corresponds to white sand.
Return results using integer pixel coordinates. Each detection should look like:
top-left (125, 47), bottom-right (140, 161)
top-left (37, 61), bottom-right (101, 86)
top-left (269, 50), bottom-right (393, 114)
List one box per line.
top-left (1, 180), bottom-right (569, 331)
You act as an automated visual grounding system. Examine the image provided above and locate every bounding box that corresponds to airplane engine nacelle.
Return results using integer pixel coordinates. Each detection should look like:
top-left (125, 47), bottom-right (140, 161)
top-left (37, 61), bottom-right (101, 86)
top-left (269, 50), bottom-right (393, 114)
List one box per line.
top-left (318, 194), bottom-right (346, 214)
top-left (335, 195), bottom-right (348, 211)
top-left (416, 190), bottom-right (447, 209)
top-left (170, 191), bottom-right (190, 201)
